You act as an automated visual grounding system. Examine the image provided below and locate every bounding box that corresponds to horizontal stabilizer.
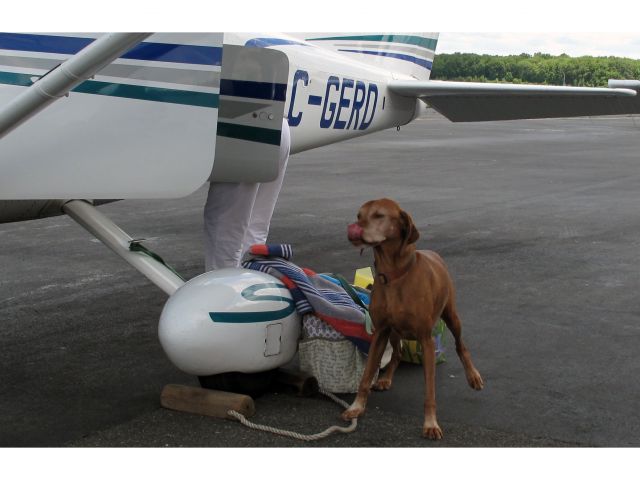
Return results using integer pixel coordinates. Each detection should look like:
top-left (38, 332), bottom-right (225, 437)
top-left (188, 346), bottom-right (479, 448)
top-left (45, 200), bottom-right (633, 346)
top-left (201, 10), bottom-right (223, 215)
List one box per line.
top-left (608, 79), bottom-right (640, 90)
top-left (388, 80), bottom-right (640, 122)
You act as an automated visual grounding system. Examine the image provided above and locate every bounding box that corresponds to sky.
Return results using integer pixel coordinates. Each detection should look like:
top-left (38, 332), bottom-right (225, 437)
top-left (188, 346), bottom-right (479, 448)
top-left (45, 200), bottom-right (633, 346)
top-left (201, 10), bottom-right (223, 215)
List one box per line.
top-left (437, 33), bottom-right (640, 59)
top-left (3, 1), bottom-right (640, 61)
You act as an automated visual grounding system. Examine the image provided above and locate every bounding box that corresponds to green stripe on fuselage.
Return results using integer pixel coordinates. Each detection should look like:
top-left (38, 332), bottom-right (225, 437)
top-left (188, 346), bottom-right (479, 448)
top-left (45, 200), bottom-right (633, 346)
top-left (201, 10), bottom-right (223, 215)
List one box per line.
top-left (307, 34), bottom-right (438, 51)
top-left (0, 71), bottom-right (219, 108)
top-left (0, 71), bottom-right (34, 87)
top-left (217, 122), bottom-right (281, 146)
top-left (73, 80), bottom-right (219, 108)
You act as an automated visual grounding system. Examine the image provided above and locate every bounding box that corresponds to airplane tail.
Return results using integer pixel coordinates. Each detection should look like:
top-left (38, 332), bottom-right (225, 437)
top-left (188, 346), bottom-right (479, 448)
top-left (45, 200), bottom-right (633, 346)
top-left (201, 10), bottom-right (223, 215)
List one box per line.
top-left (303, 33), bottom-right (438, 80)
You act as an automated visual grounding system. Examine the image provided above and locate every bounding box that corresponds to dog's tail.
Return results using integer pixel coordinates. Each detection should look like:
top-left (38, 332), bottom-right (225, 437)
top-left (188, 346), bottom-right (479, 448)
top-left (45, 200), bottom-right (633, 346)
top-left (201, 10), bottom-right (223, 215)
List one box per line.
top-left (303, 33), bottom-right (438, 81)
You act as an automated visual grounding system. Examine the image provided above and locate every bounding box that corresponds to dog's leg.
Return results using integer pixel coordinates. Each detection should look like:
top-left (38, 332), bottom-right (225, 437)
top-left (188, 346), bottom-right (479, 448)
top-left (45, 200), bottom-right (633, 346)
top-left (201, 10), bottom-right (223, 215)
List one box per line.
top-left (420, 334), bottom-right (443, 440)
top-left (341, 328), bottom-right (390, 420)
top-left (373, 331), bottom-right (402, 391)
top-left (442, 303), bottom-right (484, 390)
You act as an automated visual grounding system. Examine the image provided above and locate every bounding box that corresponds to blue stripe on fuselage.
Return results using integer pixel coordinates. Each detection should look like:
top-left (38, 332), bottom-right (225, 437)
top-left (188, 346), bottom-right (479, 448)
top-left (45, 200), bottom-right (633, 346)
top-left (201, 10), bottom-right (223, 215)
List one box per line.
top-left (219, 79), bottom-right (287, 102)
top-left (338, 49), bottom-right (433, 71)
top-left (0, 33), bottom-right (222, 66)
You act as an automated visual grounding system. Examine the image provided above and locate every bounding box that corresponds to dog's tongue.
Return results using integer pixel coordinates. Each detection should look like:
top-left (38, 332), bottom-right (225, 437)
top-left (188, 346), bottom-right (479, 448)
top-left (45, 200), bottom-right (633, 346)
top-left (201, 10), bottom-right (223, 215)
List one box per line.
top-left (347, 223), bottom-right (363, 242)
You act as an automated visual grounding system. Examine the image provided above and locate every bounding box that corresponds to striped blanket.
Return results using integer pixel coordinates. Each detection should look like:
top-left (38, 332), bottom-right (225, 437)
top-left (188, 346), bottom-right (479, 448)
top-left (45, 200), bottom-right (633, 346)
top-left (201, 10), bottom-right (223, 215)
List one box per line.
top-left (242, 244), bottom-right (373, 352)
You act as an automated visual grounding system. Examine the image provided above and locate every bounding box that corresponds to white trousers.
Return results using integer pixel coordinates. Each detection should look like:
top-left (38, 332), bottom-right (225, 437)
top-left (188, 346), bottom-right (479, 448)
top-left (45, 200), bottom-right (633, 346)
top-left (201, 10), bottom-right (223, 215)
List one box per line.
top-left (204, 120), bottom-right (290, 271)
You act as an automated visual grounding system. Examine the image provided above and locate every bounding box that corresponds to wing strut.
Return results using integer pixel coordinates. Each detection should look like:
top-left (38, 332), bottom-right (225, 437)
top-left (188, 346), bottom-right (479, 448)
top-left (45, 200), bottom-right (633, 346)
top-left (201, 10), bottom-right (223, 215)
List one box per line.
top-left (63, 200), bottom-right (185, 296)
top-left (0, 32), bottom-right (151, 139)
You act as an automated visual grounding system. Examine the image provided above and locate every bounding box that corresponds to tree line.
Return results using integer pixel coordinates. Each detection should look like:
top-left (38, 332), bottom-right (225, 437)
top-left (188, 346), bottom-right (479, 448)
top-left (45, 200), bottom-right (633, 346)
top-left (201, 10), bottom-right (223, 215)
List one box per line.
top-left (430, 52), bottom-right (640, 87)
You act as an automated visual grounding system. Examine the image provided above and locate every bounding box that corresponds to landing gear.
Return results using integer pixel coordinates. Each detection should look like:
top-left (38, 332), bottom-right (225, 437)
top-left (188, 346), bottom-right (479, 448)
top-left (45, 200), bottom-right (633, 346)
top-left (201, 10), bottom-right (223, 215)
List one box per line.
top-left (198, 370), bottom-right (277, 398)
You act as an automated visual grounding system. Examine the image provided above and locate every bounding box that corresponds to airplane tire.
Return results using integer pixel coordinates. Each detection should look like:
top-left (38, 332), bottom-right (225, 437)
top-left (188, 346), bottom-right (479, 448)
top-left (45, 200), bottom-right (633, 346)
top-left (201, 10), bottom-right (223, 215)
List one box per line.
top-left (198, 369), bottom-right (276, 398)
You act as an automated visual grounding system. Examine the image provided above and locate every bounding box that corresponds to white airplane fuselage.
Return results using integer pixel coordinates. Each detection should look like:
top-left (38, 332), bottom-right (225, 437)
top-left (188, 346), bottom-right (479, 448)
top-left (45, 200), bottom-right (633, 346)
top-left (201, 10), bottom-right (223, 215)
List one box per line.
top-left (226, 33), bottom-right (426, 154)
top-left (0, 32), bottom-right (434, 223)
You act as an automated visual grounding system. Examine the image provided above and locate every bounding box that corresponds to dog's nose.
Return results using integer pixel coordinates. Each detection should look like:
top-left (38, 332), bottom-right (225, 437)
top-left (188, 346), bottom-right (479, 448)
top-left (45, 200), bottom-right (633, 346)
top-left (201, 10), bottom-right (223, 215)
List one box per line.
top-left (347, 223), bottom-right (363, 242)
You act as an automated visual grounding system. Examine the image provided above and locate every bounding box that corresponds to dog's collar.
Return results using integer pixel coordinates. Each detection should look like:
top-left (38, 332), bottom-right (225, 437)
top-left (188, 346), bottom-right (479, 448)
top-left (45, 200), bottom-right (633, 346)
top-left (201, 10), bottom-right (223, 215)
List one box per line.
top-left (374, 252), bottom-right (417, 285)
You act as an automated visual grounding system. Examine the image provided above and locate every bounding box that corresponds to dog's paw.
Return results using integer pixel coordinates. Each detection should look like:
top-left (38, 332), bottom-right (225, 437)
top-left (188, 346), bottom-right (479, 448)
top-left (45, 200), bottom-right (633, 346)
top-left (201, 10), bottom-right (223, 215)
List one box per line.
top-left (372, 378), bottom-right (392, 391)
top-left (466, 368), bottom-right (484, 390)
top-left (341, 407), bottom-right (365, 421)
top-left (422, 422), bottom-right (444, 440)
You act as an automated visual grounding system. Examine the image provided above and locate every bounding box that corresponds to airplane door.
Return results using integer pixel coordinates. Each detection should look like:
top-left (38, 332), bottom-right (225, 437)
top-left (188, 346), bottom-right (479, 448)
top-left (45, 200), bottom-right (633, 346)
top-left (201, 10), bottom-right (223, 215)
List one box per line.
top-left (209, 44), bottom-right (289, 182)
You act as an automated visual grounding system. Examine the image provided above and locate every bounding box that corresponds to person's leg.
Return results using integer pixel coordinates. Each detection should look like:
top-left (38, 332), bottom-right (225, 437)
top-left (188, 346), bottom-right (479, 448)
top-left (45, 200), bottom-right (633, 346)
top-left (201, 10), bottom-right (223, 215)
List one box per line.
top-left (242, 154), bottom-right (289, 249)
top-left (242, 120), bottom-right (291, 253)
top-left (204, 181), bottom-right (259, 271)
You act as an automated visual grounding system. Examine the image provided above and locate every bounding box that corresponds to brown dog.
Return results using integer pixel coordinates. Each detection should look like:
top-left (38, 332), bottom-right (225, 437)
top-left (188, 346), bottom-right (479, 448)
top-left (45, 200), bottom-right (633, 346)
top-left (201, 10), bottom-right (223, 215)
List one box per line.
top-left (343, 198), bottom-right (483, 439)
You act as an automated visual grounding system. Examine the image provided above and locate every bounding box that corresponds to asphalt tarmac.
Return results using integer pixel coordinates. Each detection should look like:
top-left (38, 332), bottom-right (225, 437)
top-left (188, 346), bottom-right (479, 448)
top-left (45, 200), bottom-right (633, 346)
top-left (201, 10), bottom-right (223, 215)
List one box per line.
top-left (1, 111), bottom-right (639, 447)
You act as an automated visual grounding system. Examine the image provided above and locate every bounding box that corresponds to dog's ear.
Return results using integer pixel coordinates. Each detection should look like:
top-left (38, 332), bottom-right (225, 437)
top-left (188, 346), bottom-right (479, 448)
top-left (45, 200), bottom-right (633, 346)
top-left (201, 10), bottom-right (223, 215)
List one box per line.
top-left (400, 210), bottom-right (420, 245)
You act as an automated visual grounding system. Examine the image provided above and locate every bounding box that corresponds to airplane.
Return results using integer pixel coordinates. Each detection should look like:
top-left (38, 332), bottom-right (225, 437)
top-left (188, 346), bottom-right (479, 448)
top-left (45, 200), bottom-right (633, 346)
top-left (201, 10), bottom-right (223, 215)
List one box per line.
top-left (1, 32), bottom-right (639, 391)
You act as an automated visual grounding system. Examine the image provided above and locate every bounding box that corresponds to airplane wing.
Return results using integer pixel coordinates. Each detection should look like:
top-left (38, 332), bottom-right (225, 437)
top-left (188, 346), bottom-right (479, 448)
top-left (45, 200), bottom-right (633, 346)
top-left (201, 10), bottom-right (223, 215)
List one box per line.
top-left (388, 79), bottom-right (640, 122)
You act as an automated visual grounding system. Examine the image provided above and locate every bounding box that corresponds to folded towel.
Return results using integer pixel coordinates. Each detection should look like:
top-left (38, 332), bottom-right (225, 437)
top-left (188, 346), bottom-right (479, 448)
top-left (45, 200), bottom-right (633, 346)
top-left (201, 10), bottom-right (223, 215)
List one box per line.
top-left (242, 244), bottom-right (372, 353)
top-left (248, 244), bottom-right (293, 260)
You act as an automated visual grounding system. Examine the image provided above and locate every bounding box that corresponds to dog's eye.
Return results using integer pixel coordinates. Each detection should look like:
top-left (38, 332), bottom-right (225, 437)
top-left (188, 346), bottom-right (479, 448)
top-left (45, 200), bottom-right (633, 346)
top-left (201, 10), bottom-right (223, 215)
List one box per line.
top-left (373, 212), bottom-right (384, 219)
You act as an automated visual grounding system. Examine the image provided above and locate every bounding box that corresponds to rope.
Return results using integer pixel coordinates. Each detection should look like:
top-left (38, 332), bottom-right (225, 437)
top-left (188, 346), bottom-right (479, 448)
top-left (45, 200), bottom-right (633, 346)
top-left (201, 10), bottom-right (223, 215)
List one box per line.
top-left (227, 389), bottom-right (357, 441)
